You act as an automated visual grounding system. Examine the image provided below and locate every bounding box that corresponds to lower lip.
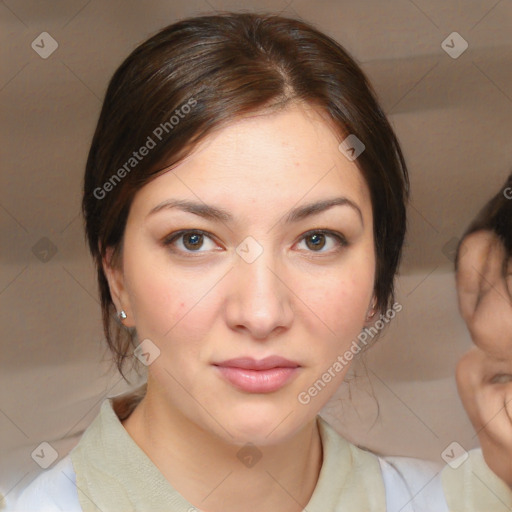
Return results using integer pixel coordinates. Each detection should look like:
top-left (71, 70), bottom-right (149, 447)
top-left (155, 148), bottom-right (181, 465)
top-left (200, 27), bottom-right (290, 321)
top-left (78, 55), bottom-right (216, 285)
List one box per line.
top-left (214, 366), bottom-right (299, 393)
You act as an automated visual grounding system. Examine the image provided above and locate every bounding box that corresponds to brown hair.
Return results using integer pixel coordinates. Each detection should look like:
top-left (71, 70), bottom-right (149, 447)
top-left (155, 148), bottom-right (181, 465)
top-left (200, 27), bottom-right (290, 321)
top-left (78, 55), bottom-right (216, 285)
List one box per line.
top-left (455, 172), bottom-right (512, 270)
top-left (82, 12), bottom-right (410, 382)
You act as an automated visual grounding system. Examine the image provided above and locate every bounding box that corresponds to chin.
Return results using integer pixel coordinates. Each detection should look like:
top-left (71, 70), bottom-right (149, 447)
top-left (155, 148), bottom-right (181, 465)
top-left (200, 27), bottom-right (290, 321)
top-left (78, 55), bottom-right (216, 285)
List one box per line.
top-left (210, 402), bottom-right (313, 447)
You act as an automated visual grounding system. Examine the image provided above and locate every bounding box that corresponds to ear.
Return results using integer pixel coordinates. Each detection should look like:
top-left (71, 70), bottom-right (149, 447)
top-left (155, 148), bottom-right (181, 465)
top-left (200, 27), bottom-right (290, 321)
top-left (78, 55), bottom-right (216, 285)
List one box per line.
top-left (101, 245), bottom-right (136, 327)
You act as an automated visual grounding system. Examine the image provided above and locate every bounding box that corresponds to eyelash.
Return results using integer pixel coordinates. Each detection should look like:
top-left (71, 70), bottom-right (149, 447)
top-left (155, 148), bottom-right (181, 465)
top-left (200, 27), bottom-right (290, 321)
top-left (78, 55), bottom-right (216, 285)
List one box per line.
top-left (162, 229), bottom-right (348, 257)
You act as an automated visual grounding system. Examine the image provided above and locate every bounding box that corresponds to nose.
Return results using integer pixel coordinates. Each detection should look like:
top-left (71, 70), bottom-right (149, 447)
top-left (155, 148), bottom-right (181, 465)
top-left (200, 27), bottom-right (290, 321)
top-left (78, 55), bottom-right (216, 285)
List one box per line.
top-left (224, 242), bottom-right (294, 340)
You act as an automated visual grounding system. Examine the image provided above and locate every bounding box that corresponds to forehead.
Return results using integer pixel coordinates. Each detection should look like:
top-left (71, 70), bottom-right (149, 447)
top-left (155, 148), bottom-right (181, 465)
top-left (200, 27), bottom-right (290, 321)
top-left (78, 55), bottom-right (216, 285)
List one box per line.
top-left (130, 103), bottom-right (371, 219)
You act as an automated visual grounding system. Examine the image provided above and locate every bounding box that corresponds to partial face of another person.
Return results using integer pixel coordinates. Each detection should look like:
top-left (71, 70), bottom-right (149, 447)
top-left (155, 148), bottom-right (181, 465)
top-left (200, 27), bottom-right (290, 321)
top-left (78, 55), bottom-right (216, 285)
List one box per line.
top-left (105, 102), bottom-right (376, 446)
top-left (456, 230), bottom-right (512, 486)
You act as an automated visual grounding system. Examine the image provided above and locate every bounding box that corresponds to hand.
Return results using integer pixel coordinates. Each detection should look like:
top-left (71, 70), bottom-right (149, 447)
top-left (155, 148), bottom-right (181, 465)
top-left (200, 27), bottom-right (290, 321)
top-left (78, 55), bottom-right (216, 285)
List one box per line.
top-left (455, 230), bottom-right (512, 487)
top-left (456, 230), bottom-right (512, 357)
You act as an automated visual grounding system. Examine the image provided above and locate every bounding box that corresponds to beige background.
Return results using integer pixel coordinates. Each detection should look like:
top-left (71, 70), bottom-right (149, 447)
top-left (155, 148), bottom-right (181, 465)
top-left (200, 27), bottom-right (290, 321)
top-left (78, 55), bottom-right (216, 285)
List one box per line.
top-left (1, 0), bottom-right (511, 502)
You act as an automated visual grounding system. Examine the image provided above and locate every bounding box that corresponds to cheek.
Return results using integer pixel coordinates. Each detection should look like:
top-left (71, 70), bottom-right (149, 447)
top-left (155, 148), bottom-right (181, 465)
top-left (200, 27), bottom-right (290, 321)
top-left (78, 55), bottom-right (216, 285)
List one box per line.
top-left (125, 252), bottom-right (222, 348)
top-left (303, 277), bottom-right (369, 342)
top-left (131, 276), bottom-right (209, 340)
top-left (122, 240), bottom-right (198, 338)
top-left (298, 257), bottom-right (374, 341)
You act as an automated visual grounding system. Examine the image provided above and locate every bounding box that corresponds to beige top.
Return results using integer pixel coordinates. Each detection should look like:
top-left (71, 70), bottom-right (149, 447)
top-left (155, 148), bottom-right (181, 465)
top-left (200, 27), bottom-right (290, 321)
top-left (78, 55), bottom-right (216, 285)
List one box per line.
top-left (70, 392), bottom-right (387, 511)
top-left (5, 386), bottom-right (512, 511)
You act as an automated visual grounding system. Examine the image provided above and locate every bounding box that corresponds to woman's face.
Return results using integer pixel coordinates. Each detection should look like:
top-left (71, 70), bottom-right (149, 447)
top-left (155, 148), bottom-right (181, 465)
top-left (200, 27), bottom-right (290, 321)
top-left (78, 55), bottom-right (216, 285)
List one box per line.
top-left (106, 102), bottom-right (376, 445)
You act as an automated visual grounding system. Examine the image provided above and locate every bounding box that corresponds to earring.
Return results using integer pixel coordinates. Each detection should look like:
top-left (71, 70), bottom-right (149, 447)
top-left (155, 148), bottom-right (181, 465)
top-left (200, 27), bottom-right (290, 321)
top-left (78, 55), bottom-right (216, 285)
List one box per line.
top-left (366, 299), bottom-right (377, 320)
top-left (118, 310), bottom-right (127, 320)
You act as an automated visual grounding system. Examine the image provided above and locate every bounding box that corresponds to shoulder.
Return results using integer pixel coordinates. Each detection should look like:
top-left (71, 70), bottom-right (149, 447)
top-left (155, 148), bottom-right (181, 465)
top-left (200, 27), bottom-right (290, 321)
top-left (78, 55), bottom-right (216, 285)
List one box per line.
top-left (316, 417), bottom-right (449, 510)
top-left (4, 454), bottom-right (81, 511)
top-left (378, 453), bottom-right (449, 512)
top-left (441, 447), bottom-right (512, 511)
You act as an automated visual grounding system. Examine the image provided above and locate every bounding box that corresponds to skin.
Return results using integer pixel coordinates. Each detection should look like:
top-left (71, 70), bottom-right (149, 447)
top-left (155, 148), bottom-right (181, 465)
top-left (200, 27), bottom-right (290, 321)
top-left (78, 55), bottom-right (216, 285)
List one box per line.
top-left (456, 230), bottom-right (512, 487)
top-left (102, 102), bottom-right (377, 512)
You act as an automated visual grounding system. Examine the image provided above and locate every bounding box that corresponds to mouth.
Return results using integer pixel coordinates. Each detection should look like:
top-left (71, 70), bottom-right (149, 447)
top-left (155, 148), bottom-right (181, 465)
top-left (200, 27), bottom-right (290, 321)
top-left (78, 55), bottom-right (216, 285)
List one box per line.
top-left (212, 356), bottom-right (301, 393)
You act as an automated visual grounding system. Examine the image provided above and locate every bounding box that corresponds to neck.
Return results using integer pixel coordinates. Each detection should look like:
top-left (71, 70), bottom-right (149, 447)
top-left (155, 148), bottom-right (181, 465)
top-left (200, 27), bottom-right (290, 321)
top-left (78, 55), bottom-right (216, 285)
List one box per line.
top-left (121, 383), bottom-right (323, 512)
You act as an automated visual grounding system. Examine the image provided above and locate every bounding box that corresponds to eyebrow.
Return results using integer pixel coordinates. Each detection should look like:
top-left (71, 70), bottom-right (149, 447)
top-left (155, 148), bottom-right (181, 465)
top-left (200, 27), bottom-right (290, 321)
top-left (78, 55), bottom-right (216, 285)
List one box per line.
top-left (146, 197), bottom-right (363, 225)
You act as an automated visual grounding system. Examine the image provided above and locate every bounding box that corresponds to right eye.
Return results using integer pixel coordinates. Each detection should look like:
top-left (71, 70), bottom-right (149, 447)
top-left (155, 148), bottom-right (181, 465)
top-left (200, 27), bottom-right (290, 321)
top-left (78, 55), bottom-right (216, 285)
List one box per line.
top-left (162, 229), bottom-right (221, 254)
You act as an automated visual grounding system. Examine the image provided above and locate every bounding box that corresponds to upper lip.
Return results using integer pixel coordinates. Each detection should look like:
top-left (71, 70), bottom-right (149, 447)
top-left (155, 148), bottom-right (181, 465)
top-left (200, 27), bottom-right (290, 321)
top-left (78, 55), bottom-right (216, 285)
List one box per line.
top-left (213, 356), bottom-right (300, 370)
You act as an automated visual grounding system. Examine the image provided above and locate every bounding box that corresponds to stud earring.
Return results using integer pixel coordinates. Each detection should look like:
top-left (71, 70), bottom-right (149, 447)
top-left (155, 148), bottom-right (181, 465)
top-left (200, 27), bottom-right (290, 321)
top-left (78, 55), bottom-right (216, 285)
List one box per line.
top-left (366, 299), bottom-right (377, 320)
top-left (118, 310), bottom-right (127, 320)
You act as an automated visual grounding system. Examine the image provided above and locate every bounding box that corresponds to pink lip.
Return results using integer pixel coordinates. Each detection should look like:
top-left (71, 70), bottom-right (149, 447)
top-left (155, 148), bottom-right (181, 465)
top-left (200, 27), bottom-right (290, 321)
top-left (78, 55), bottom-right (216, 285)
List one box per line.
top-left (213, 356), bottom-right (300, 393)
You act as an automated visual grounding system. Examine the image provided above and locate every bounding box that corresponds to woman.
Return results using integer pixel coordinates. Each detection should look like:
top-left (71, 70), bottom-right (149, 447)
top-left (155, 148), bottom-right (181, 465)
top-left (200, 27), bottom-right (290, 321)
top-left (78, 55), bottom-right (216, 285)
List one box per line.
top-left (5, 12), bottom-right (512, 511)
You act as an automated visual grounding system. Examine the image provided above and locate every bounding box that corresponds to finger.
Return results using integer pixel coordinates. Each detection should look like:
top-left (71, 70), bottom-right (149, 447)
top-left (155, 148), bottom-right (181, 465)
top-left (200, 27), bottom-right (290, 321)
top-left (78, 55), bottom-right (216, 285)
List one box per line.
top-left (466, 282), bottom-right (512, 357)
top-left (456, 230), bottom-right (495, 322)
top-left (479, 235), bottom-right (512, 303)
top-left (506, 257), bottom-right (512, 299)
top-left (457, 233), bottom-right (512, 356)
top-left (476, 384), bottom-right (512, 448)
top-left (456, 348), bottom-right (485, 425)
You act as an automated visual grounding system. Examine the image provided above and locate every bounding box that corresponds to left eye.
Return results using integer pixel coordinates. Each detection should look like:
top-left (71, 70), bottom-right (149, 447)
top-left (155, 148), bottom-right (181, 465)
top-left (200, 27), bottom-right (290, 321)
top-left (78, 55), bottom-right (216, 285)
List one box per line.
top-left (490, 373), bottom-right (512, 384)
top-left (296, 230), bottom-right (347, 253)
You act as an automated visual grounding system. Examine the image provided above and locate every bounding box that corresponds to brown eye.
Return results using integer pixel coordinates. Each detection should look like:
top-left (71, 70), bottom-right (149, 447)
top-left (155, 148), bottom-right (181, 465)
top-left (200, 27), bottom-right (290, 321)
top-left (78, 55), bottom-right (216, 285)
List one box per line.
top-left (163, 230), bottom-right (218, 254)
top-left (306, 233), bottom-right (326, 251)
top-left (297, 230), bottom-right (347, 253)
top-left (183, 232), bottom-right (204, 250)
